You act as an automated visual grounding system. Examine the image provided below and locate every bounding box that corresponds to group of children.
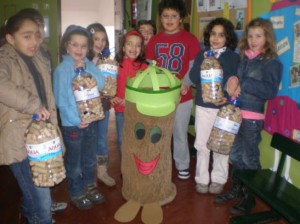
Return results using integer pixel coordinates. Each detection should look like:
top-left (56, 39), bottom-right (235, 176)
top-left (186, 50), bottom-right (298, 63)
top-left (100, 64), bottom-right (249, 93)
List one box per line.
top-left (0, 0), bottom-right (282, 223)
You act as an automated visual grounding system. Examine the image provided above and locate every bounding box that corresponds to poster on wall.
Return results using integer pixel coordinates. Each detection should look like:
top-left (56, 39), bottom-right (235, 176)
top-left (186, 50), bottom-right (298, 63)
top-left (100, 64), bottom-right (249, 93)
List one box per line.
top-left (290, 64), bottom-right (300, 87)
top-left (293, 21), bottom-right (300, 63)
top-left (196, 0), bottom-right (247, 12)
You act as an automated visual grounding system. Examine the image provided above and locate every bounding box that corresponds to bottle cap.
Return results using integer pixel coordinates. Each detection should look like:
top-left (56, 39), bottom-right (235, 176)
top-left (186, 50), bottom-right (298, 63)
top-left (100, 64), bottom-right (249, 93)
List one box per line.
top-left (75, 67), bottom-right (85, 73)
top-left (207, 50), bottom-right (215, 57)
top-left (32, 113), bottom-right (39, 120)
top-left (102, 48), bottom-right (110, 56)
top-left (228, 96), bottom-right (240, 107)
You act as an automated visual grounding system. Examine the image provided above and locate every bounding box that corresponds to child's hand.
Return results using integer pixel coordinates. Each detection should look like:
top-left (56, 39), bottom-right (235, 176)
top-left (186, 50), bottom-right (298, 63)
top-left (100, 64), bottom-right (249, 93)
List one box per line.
top-left (231, 85), bottom-right (241, 100)
top-left (181, 82), bottom-right (188, 95)
top-left (79, 121), bottom-right (89, 129)
top-left (226, 76), bottom-right (240, 99)
top-left (213, 97), bottom-right (227, 106)
top-left (111, 97), bottom-right (124, 106)
top-left (35, 107), bottom-right (50, 121)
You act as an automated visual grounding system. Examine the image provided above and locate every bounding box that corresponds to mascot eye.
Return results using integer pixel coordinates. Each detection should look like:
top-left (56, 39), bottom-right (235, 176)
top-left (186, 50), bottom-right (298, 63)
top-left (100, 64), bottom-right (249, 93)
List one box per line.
top-left (150, 126), bottom-right (162, 144)
top-left (134, 123), bottom-right (145, 140)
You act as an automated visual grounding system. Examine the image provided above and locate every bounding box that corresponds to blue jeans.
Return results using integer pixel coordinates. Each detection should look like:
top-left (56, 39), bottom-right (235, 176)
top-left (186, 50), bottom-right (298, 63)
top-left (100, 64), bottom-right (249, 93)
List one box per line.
top-left (230, 119), bottom-right (264, 170)
top-left (97, 110), bottom-right (110, 156)
top-left (9, 159), bottom-right (52, 224)
top-left (62, 122), bottom-right (98, 198)
top-left (115, 111), bottom-right (124, 155)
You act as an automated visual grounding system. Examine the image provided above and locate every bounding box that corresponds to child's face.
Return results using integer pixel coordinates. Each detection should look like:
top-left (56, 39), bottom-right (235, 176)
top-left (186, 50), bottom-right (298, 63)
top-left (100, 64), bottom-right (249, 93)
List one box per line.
top-left (138, 24), bottom-right (154, 46)
top-left (160, 9), bottom-right (182, 34)
top-left (123, 35), bottom-right (142, 59)
top-left (247, 27), bottom-right (266, 52)
top-left (66, 34), bottom-right (89, 62)
top-left (6, 19), bottom-right (40, 57)
top-left (92, 31), bottom-right (107, 54)
top-left (209, 25), bottom-right (226, 50)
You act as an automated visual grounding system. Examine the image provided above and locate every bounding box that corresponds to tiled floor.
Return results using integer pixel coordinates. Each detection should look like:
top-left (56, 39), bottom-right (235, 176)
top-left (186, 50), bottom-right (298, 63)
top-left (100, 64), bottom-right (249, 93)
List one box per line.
top-left (50, 110), bottom-right (288, 224)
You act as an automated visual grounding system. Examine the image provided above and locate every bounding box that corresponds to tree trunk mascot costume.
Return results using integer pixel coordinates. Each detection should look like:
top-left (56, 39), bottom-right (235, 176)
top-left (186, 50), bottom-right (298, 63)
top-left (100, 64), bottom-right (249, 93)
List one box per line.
top-left (114, 62), bottom-right (181, 224)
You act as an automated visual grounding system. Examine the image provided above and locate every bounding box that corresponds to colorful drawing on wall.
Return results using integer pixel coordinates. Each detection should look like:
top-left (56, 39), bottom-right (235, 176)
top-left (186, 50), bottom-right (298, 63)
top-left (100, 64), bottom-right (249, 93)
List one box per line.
top-left (236, 9), bottom-right (244, 30)
top-left (293, 21), bottom-right (300, 63)
top-left (290, 64), bottom-right (300, 87)
top-left (197, 0), bottom-right (247, 12)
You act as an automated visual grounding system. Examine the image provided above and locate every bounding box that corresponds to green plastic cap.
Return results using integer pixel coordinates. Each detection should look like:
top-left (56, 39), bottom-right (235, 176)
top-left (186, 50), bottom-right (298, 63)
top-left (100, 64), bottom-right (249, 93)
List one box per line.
top-left (125, 61), bottom-right (181, 117)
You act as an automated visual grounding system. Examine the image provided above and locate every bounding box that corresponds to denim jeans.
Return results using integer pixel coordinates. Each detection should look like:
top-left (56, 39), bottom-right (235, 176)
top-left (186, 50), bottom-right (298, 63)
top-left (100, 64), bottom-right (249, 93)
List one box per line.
top-left (115, 111), bottom-right (124, 155)
top-left (9, 159), bottom-right (52, 224)
top-left (62, 121), bottom-right (98, 198)
top-left (229, 119), bottom-right (264, 170)
top-left (97, 110), bottom-right (110, 156)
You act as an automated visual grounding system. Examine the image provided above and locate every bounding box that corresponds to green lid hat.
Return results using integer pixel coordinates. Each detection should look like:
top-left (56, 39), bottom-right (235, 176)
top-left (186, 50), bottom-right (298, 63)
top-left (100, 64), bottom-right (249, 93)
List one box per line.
top-left (125, 61), bottom-right (181, 117)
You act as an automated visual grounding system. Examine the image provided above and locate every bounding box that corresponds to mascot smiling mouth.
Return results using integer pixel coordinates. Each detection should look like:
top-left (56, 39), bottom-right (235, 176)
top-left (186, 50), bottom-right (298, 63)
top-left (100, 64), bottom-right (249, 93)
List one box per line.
top-left (133, 154), bottom-right (160, 175)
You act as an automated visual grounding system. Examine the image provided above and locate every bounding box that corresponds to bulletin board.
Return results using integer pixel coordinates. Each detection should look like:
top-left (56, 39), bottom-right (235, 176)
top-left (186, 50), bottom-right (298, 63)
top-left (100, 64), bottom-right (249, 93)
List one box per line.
top-left (196, 0), bottom-right (250, 42)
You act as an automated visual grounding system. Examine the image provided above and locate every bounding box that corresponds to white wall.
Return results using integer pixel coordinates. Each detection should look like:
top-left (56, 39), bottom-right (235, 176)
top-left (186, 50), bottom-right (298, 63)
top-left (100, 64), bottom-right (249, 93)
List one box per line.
top-left (61, 0), bottom-right (117, 56)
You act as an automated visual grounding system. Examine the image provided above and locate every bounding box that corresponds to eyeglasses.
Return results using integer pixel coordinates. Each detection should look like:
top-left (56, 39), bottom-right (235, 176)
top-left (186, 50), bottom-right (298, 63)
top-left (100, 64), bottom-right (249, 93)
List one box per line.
top-left (68, 42), bottom-right (88, 50)
top-left (139, 30), bottom-right (154, 36)
top-left (161, 14), bottom-right (180, 20)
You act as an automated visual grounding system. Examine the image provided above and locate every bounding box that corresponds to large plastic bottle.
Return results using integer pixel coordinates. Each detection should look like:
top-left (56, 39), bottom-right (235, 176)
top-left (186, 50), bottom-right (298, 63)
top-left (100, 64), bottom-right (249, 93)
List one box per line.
top-left (97, 48), bottom-right (118, 98)
top-left (25, 114), bottom-right (66, 187)
top-left (72, 67), bottom-right (104, 123)
top-left (207, 97), bottom-right (242, 155)
top-left (200, 50), bottom-right (224, 103)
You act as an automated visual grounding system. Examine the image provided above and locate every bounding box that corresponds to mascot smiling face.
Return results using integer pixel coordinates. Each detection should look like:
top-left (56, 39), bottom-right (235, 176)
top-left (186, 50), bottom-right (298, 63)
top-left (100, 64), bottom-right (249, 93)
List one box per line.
top-left (114, 62), bottom-right (180, 224)
top-left (121, 101), bottom-right (176, 205)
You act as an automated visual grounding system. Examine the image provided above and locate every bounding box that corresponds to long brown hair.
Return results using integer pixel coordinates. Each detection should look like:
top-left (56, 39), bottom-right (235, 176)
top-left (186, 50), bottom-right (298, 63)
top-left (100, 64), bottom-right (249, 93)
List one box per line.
top-left (239, 18), bottom-right (277, 59)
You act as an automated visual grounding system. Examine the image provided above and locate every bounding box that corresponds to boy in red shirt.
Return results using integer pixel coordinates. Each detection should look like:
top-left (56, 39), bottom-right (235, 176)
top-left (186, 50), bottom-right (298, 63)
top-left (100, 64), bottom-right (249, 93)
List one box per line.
top-left (146, 0), bottom-right (200, 179)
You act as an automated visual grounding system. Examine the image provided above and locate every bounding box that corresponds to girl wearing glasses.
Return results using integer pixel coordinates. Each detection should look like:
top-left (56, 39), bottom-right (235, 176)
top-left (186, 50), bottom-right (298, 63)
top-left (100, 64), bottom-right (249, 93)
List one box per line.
top-left (53, 25), bottom-right (105, 210)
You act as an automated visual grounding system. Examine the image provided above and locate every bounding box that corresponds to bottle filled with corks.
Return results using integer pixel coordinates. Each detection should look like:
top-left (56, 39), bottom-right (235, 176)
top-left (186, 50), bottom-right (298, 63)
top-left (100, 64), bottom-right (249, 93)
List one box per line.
top-left (97, 48), bottom-right (118, 98)
top-left (207, 97), bottom-right (242, 155)
top-left (72, 67), bottom-right (104, 123)
top-left (200, 50), bottom-right (224, 103)
top-left (25, 114), bottom-right (66, 187)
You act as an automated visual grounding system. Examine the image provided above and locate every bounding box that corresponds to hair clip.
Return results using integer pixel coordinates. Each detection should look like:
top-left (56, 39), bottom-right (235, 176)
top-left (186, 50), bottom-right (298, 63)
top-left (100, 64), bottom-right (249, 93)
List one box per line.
top-left (90, 28), bottom-right (95, 34)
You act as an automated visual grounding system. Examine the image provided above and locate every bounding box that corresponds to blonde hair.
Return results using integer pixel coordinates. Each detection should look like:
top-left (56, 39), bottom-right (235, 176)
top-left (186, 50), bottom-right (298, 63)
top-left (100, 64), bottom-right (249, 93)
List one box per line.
top-left (239, 18), bottom-right (277, 59)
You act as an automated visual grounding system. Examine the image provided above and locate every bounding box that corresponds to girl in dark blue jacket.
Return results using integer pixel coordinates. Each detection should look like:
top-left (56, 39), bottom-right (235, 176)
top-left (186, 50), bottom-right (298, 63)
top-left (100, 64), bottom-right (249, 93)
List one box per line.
top-left (215, 18), bottom-right (283, 216)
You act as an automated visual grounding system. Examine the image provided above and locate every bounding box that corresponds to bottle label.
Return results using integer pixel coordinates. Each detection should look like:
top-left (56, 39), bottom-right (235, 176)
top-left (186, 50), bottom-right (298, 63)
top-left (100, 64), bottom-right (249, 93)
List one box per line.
top-left (98, 64), bottom-right (118, 78)
top-left (200, 69), bottom-right (223, 83)
top-left (74, 86), bottom-right (100, 101)
top-left (26, 137), bottom-right (62, 161)
top-left (213, 116), bottom-right (240, 134)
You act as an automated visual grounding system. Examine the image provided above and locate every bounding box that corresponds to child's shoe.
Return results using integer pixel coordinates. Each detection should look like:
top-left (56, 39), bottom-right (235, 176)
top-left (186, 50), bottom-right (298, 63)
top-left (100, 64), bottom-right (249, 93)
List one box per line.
top-left (196, 183), bottom-right (208, 194)
top-left (85, 184), bottom-right (105, 204)
top-left (71, 195), bottom-right (93, 210)
top-left (208, 182), bottom-right (223, 194)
